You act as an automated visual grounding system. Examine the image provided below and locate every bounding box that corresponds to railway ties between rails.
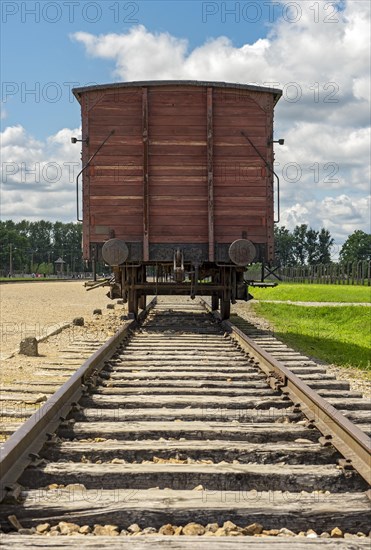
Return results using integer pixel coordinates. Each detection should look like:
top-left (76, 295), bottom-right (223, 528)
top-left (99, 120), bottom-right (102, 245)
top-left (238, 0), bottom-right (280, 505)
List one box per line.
top-left (0, 298), bottom-right (370, 548)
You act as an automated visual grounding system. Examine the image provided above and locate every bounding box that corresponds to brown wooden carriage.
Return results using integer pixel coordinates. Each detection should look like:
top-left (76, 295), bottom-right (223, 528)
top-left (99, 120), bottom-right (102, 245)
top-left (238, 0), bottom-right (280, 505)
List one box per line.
top-left (73, 81), bottom-right (282, 318)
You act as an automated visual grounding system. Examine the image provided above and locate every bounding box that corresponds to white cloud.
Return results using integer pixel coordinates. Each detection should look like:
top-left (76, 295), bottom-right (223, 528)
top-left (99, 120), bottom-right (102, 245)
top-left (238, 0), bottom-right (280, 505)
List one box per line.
top-left (1, 125), bottom-right (81, 221)
top-left (71, 27), bottom-right (188, 80)
top-left (282, 195), bottom-right (370, 241)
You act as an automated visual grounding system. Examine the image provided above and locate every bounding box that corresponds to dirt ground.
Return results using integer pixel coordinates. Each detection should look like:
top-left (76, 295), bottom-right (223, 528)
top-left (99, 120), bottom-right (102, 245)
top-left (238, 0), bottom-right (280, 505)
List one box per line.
top-left (0, 281), bottom-right (130, 389)
top-left (0, 281), bottom-right (117, 357)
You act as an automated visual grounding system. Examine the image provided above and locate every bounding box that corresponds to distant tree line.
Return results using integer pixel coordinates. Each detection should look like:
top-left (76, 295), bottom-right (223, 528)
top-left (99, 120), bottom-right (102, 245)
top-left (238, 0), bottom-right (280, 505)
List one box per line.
top-left (1, 220), bottom-right (370, 274)
top-left (0, 220), bottom-right (84, 274)
top-left (274, 225), bottom-right (371, 266)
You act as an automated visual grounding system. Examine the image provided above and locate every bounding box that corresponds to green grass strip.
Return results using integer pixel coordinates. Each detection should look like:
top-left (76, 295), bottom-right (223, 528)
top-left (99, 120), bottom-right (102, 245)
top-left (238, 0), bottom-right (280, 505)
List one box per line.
top-left (252, 302), bottom-right (371, 374)
top-left (250, 283), bottom-right (371, 303)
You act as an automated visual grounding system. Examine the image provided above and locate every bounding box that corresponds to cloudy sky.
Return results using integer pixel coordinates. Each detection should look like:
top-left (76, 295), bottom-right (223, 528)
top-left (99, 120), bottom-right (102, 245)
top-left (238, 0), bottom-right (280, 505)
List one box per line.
top-left (1, 0), bottom-right (370, 253)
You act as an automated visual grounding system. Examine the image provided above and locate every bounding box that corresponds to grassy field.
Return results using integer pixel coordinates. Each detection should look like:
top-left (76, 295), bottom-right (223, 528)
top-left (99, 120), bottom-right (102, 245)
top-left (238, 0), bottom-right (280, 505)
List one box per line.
top-left (252, 302), bottom-right (370, 373)
top-left (0, 277), bottom-right (44, 282)
top-left (250, 283), bottom-right (371, 303)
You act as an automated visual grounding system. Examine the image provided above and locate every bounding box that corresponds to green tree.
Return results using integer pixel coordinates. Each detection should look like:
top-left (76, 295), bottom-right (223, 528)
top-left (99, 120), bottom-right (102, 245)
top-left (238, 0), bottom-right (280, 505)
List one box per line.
top-left (63, 222), bottom-right (83, 272)
top-left (52, 221), bottom-right (66, 261)
top-left (0, 223), bottom-right (29, 273)
top-left (317, 228), bottom-right (334, 264)
top-left (274, 224), bottom-right (334, 266)
top-left (305, 228), bottom-right (319, 264)
top-left (274, 226), bottom-right (296, 266)
top-left (27, 220), bottom-right (53, 270)
top-left (0, 219), bottom-right (84, 274)
top-left (293, 224), bottom-right (308, 265)
top-left (52, 222), bottom-right (83, 272)
top-left (339, 230), bottom-right (371, 263)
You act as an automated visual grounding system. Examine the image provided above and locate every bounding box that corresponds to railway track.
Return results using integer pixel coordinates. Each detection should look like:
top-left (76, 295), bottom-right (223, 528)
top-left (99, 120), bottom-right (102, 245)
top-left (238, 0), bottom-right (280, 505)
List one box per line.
top-left (0, 298), bottom-right (370, 548)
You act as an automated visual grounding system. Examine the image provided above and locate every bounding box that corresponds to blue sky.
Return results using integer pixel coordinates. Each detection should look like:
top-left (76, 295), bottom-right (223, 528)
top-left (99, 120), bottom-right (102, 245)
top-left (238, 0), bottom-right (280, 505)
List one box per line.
top-left (2, 1), bottom-right (274, 136)
top-left (1, 0), bottom-right (369, 250)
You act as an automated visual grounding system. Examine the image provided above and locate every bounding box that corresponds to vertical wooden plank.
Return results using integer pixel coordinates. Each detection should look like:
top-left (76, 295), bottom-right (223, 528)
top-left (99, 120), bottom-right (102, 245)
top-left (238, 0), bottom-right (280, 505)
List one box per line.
top-left (266, 94), bottom-right (274, 262)
top-left (82, 93), bottom-right (90, 260)
top-left (207, 87), bottom-right (214, 261)
top-left (142, 87), bottom-right (149, 261)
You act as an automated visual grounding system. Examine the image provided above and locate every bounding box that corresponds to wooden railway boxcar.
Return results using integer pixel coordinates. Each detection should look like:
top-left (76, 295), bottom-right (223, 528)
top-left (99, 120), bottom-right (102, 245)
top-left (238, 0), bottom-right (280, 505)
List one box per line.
top-left (73, 80), bottom-right (282, 318)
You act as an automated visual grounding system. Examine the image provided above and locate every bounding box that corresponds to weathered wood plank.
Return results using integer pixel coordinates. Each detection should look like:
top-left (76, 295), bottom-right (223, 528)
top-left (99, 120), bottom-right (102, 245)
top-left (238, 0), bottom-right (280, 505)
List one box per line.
top-left (124, 342), bottom-right (233, 348)
top-left (3, 489), bottom-right (370, 533)
top-left (101, 380), bottom-right (266, 389)
top-left (303, 381), bottom-right (350, 390)
top-left (44, 440), bottom-right (337, 465)
top-left (20, 463), bottom-right (363, 493)
top-left (106, 372), bottom-right (264, 380)
top-left (114, 353), bottom-right (248, 360)
top-left (75, 406), bottom-right (297, 424)
top-left (113, 359), bottom-right (249, 366)
top-left (142, 86), bottom-right (149, 260)
top-left (106, 364), bottom-right (254, 372)
top-left (326, 399), bottom-right (371, 411)
top-left (340, 410), bottom-right (371, 424)
top-left (96, 387), bottom-right (278, 397)
top-left (58, 421), bottom-right (318, 442)
top-left (316, 390), bottom-right (363, 399)
top-left (2, 535), bottom-right (370, 548)
top-left (80, 395), bottom-right (290, 411)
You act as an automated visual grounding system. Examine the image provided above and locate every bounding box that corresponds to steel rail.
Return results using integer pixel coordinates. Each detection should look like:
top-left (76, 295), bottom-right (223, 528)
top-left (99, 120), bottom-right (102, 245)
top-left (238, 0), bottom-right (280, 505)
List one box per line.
top-left (0, 298), bottom-right (157, 502)
top-left (201, 300), bottom-right (371, 486)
